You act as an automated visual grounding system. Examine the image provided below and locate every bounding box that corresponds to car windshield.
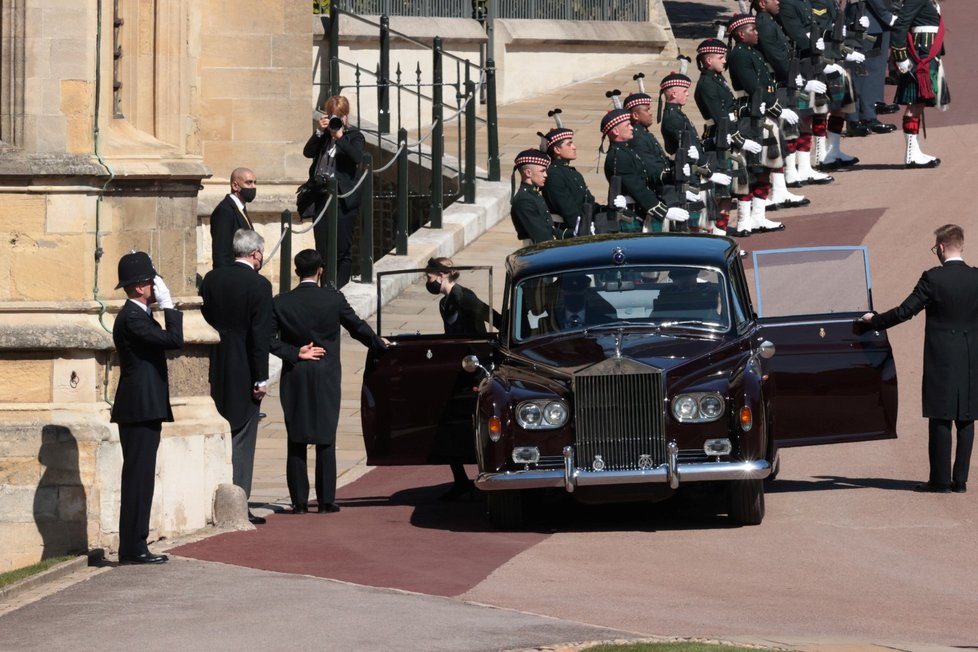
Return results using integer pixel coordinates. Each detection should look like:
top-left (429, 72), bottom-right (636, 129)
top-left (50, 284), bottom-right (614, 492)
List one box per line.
top-left (511, 265), bottom-right (730, 341)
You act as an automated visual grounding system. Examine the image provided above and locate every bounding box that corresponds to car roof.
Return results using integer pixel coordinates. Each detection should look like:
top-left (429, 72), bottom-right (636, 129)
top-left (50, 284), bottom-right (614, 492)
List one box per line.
top-left (505, 233), bottom-right (740, 282)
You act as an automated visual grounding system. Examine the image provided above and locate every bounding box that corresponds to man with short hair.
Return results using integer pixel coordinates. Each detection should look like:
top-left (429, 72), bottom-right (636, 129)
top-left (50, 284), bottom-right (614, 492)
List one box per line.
top-left (200, 229), bottom-right (274, 524)
top-left (111, 252), bottom-right (183, 564)
top-left (210, 167), bottom-right (257, 269)
top-left (271, 249), bottom-right (388, 514)
top-left (510, 148), bottom-right (554, 246)
top-left (860, 225), bottom-right (978, 493)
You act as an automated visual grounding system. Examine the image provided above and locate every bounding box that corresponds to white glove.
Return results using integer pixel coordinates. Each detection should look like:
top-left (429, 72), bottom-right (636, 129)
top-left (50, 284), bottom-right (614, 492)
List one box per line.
top-left (896, 59), bottom-right (912, 74)
top-left (682, 163), bottom-right (691, 177)
top-left (613, 195), bottom-right (627, 209)
top-left (758, 101), bottom-right (767, 115)
top-left (686, 190), bottom-right (702, 203)
top-left (780, 108), bottom-right (799, 125)
top-left (795, 74), bottom-right (805, 87)
top-left (741, 138), bottom-right (763, 154)
top-left (859, 16), bottom-right (870, 29)
top-left (153, 276), bottom-right (173, 310)
top-left (709, 172), bottom-right (732, 186)
top-left (841, 25), bottom-right (847, 38)
top-left (725, 133), bottom-right (734, 146)
top-left (889, 15), bottom-right (897, 27)
top-left (846, 51), bottom-right (866, 64)
top-left (815, 37), bottom-right (825, 52)
top-left (687, 145), bottom-right (699, 161)
top-left (665, 207), bottom-right (690, 222)
top-left (823, 63), bottom-right (845, 76)
top-left (804, 79), bottom-right (827, 94)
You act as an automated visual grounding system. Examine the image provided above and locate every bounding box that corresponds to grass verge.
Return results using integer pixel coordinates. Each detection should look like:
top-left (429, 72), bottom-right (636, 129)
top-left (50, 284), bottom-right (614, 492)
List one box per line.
top-left (0, 556), bottom-right (78, 589)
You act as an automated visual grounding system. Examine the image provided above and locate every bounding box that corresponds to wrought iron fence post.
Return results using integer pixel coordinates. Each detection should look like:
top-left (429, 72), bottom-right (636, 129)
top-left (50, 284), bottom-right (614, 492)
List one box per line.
top-left (396, 127), bottom-right (409, 255)
top-left (279, 209), bottom-right (292, 294)
top-left (431, 36), bottom-right (444, 229)
top-left (360, 153), bottom-right (374, 283)
top-left (486, 57), bottom-right (500, 181)
top-left (379, 15), bottom-right (391, 134)
top-left (464, 79), bottom-right (476, 203)
top-left (328, 3), bottom-right (340, 97)
top-left (326, 176), bottom-right (339, 286)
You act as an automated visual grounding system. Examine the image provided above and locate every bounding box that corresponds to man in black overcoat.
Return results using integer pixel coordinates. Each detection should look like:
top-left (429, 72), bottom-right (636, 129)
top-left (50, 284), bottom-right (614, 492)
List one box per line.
top-left (270, 250), bottom-right (387, 513)
top-left (111, 252), bottom-right (183, 563)
top-left (210, 167), bottom-right (257, 269)
top-left (860, 224), bottom-right (978, 493)
top-left (200, 229), bottom-right (274, 523)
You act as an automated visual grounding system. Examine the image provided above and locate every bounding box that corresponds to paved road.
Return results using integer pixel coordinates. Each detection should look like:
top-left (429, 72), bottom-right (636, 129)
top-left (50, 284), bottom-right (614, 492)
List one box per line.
top-left (4, 2), bottom-right (978, 651)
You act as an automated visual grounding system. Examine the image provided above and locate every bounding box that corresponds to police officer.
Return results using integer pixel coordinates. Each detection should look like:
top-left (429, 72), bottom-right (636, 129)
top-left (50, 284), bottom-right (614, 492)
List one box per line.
top-left (510, 148), bottom-right (554, 245)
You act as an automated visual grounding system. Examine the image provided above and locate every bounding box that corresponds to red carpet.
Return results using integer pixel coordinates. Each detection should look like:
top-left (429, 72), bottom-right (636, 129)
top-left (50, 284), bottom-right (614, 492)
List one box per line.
top-left (170, 466), bottom-right (549, 597)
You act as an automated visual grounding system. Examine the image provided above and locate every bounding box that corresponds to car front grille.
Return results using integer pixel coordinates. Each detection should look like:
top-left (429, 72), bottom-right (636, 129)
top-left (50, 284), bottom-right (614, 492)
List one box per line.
top-left (573, 358), bottom-right (666, 471)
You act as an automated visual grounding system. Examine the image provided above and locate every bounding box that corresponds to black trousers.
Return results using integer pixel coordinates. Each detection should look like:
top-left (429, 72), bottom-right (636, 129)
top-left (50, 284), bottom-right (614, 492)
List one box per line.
top-left (286, 440), bottom-right (336, 508)
top-left (118, 421), bottom-right (162, 558)
top-left (928, 418), bottom-right (975, 487)
top-left (231, 409), bottom-right (260, 499)
top-left (851, 31), bottom-right (890, 122)
top-left (313, 196), bottom-right (357, 289)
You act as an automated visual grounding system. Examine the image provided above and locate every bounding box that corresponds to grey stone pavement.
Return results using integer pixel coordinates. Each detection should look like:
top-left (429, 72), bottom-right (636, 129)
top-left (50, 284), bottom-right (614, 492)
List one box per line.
top-left (3, 2), bottom-right (976, 650)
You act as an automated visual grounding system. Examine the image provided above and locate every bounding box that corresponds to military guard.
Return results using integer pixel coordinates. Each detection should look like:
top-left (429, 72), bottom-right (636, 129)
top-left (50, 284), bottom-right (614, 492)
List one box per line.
top-left (658, 68), bottom-right (733, 234)
top-left (694, 37), bottom-right (766, 235)
top-left (624, 77), bottom-right (672, 196)
top-left (891, 0), bottom-right (948, 168)
top-left (725, 14), bottom-right (788, 236)
top-left (601, 105), bottom-right (688, 232)
top-left (540, 109), bottom-right (625, 237)
top-left (510, 148), bottom-right (554, 246)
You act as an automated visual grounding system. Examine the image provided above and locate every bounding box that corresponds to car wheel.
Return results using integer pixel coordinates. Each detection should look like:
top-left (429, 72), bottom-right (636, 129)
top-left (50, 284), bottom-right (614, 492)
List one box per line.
top-left (487, 490), bottom-right (525, 529)
top-left (728, 478), bottom-right (765, 525)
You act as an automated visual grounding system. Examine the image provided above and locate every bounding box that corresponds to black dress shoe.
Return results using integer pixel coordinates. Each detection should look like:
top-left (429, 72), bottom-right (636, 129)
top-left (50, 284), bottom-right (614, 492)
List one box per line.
top-left (868, 120), bottom-right (897, 134)
top-left (818, 156), bottom-right (859, 170)
top-left (120, 552), bottom-right (168, 565)
top-left (906, 158), bottom-right (941, 169)
top-left (317, 502), bottom-right (341, 513)
top-left (847, 121), bottom-right (871, 137)
top-left (291, 505), bottom-right (308, 514)
top-left (952, 481), bottom-right (967, 493)
top-left (438, 479), bottom-right (476, 502)
top-left (248, 513), bottom-right (267, 525)
top-left (875, 101), bottom-right (900, 114)
top-left (913, 482), bottom-right (951, 493)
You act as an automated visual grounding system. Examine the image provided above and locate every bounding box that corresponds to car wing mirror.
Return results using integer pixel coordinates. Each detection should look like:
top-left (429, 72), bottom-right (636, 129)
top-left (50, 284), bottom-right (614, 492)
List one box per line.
top-left (462, 354), bottom-right (490, 377)
top-left (758, 340), bottom-right (776, 359)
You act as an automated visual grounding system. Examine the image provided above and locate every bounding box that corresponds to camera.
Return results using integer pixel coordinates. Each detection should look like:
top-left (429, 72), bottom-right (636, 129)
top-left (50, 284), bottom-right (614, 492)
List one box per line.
top-left (328, 115), bottom-right (344, 131)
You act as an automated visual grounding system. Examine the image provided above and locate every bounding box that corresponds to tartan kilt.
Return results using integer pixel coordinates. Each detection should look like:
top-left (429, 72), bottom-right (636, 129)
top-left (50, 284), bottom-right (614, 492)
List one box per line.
top-left (894, 40), bottom-right (950, 108)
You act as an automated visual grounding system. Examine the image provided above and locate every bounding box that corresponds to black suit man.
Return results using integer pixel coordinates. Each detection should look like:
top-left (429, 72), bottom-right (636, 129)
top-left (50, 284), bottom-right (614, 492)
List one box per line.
top-left (111, 252), bottom-right (183, 564)
top-left (210, 167), bottom-right (257, 269)
top-left (200, 229), bottom-right (274, 523)
top-left (270, 250), bottom-right (387, 513)
top-left (861, 225), bottom-right (978, 493)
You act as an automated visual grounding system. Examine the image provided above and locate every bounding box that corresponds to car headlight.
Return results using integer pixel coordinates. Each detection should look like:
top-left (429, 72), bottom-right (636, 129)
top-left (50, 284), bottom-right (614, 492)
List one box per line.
top-left (671, 392), bottom-right (726, 423)
top-left (516, 399), bottom-right (569, 430)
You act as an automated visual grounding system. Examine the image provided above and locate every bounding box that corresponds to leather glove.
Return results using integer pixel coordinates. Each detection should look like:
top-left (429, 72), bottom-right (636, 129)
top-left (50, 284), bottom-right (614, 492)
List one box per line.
top-left (846, 51), bottom-right (866, 64)
top-left (685, 190), bottom-right (701, 203)
top-left (859, 16), bottom-right (870, 29)
top-left (823, 63), bottom-right (845, 76)
top-left (815, 37), bottom-right (825, 52)
top-left (153, 276), bottom-right (173, 310)
top-left (804, 79), bottom-right (827, 94)
top-left (613, 195), bottom-right (627, 209)
top-left (665, 207), bottom-right (690, 222)
top-left (741, 139), bottom-right (763, 154)
top-left (687, 145), bottom-right (699, 161)
top-left (709, 172), bottom-right (732, 186)
top-left (896, 59), bottom-right (912, 74)
top-left (780, 108), bottom-right (799, 125)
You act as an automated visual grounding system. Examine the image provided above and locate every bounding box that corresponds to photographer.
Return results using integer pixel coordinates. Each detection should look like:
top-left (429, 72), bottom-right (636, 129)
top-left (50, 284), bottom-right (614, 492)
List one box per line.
top-left (302, 95), bottom-right (364, 289)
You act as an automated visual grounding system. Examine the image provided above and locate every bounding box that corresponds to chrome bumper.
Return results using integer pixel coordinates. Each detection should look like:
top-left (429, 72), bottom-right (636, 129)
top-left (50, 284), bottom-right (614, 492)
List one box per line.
top-left (476, 442), bottom-right (772, 492)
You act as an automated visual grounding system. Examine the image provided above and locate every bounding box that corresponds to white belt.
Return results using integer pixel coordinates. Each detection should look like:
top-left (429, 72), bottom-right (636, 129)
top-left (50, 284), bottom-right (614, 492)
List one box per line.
top-left (913, 26), bottom-right (938, 34)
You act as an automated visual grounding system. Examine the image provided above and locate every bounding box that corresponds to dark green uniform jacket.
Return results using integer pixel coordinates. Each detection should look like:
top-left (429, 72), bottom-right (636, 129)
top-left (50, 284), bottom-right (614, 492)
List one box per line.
top-left (604, 141), bottom-right (663, 217)
top-left (511, 182), bottom-right (554, 243)
top-left (542, 158), bottom-right (596, 231)
top-left (630, 124), bottom-right (670, 191)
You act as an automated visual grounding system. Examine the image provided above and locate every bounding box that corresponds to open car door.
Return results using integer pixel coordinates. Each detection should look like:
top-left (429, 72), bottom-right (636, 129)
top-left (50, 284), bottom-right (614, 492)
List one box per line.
top-left (752, 246), bottom-right (898, 447)
top-left (361, 265), bottom-right (495, 465)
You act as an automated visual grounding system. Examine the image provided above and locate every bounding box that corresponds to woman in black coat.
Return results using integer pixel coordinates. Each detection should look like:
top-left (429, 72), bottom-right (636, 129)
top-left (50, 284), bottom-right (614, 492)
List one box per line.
top-left (425, 257), bottom-right (501, 501)
top-left (303, 95), bottom-right (364, 289)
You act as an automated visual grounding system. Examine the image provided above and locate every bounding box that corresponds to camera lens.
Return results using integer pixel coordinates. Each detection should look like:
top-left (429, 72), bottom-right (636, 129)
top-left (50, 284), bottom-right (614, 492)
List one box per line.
top-left (328, 116), bottom-right (343, 131)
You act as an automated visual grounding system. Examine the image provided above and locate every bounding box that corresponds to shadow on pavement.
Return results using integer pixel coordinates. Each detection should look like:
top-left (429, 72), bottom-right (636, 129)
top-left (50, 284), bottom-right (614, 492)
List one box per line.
top-left (766, 475), bottom-right (919, 493)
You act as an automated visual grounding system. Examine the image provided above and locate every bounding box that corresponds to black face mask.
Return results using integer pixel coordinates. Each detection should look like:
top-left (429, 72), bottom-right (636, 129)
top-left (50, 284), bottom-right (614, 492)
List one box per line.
top-left (425, 279), bottom-right (442, 295)
top-left (239, 187), bottom-right (257, 203)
